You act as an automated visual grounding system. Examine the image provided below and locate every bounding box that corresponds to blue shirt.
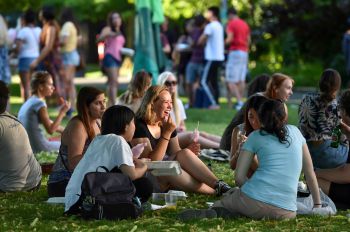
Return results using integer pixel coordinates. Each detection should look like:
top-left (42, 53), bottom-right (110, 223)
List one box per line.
top-left (241, 125), bottom-right (306, 211)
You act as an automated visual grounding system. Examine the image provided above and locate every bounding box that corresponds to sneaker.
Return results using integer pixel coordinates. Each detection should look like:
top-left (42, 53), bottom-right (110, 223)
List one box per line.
top-left (212, 207), bottom-right (236, 219)
top-left (178, 209), bottom-right (217, 221)
top-left (215, 180), bottom-right (231, 196)
top-left (234, 101), bottom-right (244, 111)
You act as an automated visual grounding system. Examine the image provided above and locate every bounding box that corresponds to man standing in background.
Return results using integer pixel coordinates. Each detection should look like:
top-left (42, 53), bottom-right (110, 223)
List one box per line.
top-left (199, 6), bottom-right (225, 109)
top-left (225, 8), bottom-right (250, 110)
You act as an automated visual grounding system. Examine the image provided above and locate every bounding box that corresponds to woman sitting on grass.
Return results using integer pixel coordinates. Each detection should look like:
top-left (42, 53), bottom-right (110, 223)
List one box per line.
top-left (299, 69), bottom-right (348, 169)
top-left (229, 95), bottom-right (268, 177)
top-left (180, 99), bottom-right (321, 220)
top-left (316, 89), bottom-right (350, 209)
top-left (220, 73), bottom-right (292, 151)
top-left (65, 105), bottom-right (153, 212)
top-left (131, 86), bottom-right (231, 195)
top-left (18, 71), bottom-right (71, 153)
top-left (48, 87), bottom-right (105, 197)
top-left (157, 71), bottom-right (221, 149)
top-left (117, 70), bottom-right (152, 113)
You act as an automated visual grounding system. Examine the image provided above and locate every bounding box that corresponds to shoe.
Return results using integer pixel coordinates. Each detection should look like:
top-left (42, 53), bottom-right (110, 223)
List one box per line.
top-left (215, 180), bottom-right (231, 196)
top-left (234, 101), bottom-right (244, 111)
top-left (212, 207), bottom-right (236, 219)
top-left (178, 209), bottom-right (217, 221)
top-left (208, 105), bottom-right (220, 110)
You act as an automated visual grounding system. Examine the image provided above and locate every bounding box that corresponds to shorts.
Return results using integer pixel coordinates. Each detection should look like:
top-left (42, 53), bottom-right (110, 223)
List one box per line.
top-left (103, 54), bottom-right (121, 68)
top-left (186, 62), bottom-right (203, 84)
top-left (225, 50), bottom-right (248, 83)
top-left (18, 57), bottom-right (36, 72)
top-left (212, 187), bottom-right (296, 220)
top-left (307, 140), bottom-right (349, 169)
top-left (61, 50), bottom-right (80, 66)
top-left (329, 182), bottom-right (350, 206)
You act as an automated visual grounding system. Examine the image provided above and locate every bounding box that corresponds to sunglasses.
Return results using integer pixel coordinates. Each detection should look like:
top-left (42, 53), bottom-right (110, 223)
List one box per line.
top-left (164, 81), bottom-right (177, 86)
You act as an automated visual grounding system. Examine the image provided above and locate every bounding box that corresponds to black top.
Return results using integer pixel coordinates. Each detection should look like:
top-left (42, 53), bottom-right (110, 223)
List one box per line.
top-left (133, 118), bottom-right (177, 150)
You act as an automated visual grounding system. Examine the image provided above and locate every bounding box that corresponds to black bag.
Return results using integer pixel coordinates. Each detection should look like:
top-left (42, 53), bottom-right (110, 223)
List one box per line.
top-left (77, 166), bottom-right (142, 220)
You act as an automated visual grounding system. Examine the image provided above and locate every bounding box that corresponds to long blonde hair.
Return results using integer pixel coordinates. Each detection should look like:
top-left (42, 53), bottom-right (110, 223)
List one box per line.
top-left (0, 15), bottom-right (8, 46)
top-left (157, 71), bottom-right (181, 126)
top-left (120, 70), bottom-right (152, 105)
top-left (136, 85), bottom-right (169, 125)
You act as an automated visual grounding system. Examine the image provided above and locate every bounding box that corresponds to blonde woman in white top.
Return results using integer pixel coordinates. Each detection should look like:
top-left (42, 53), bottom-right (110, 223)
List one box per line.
top-left (158, 71), bottom-right (221, 149)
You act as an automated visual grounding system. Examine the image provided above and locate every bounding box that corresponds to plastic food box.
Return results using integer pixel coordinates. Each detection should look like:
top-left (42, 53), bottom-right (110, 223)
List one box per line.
top-left (145, 161), bottom-right (182, 176)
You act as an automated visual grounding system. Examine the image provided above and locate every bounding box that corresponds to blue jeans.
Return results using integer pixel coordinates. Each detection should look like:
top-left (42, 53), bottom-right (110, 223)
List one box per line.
top-left (186, 62), bottom-right (203, 84)
top-left (308, 140), bottom-right (349, 169)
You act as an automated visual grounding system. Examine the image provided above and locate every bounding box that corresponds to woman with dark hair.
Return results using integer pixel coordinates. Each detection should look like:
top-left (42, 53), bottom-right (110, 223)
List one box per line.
top-left (180, 100), bottom-right (321, 220)
top-left (220, 73), bottom-right (291, 150)
top-left (117, 70), bottom-right (152, 113)
top-left (18, 71), bottom-right (70, 153)
top-left (229, 95), bottom-right (268, 176)
top-left (299, 68), bottom-right (348, 169)
top-left (60, 8), bottom-right (80, 116)
top-left (30, 6), bottom-right (62, 97)
top-left (97, 11), bottom-right (125, 106)
top-left (15, 9), bottom-right (41, 100)
top-left (47, 86), bottom-right (105, 197)
top-left (65, 105), bottom-right (153, 212)
top-left (316, 90), bottom-right (350, 209)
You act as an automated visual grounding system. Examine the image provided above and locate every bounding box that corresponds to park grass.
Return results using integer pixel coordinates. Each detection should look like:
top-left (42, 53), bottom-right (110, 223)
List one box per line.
top-left (2, 90), bottom-right (350, 231)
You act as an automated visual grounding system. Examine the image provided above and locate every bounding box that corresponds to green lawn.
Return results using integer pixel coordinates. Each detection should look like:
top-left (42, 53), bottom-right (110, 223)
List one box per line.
top-left (2, 89), bottom-right (350, 231)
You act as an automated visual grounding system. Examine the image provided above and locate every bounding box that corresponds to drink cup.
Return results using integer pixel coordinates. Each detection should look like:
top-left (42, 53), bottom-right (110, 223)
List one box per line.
top-left (165, 193), bottom-right (177, 207)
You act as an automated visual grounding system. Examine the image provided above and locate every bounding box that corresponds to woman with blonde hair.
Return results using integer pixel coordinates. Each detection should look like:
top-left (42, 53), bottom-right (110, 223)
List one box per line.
top-left (118, 70), bottom-right (152, 112)
top-left (157, 71), bottom-right (221, 149)
top-left (131, 86), bottom-right (231, 195)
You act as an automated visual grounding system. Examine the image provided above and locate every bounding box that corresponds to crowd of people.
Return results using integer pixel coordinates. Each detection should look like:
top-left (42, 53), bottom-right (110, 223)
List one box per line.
top-left (1, 5), bottom-right (350, 223)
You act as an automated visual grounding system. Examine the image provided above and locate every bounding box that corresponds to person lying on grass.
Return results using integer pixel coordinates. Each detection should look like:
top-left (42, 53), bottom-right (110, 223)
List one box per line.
top-left (316, 89), bottom-right (350, 209)
top-left (65, 105), bottom-right (153, 212)
top-left (131, 86), bottom-right (231, 195)
top-left (180, 99), bottom-right (321, 220)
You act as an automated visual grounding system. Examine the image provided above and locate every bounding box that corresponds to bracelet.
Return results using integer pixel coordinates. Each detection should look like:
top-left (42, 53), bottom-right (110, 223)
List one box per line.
top-left (314, 203), bottom-right (322, 206)
top-left (161, 135), bottom-right (170, 141)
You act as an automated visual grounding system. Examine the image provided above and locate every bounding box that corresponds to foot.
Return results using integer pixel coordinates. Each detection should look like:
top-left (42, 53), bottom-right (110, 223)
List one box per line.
top-left (208, 105), bottom-right (220, 110)
top-left (215, 180), bottom-right (231, 196)
top-left (178, 209), bottom-right (217, 221)
top-left (234, 101), bottom-right (244, 111)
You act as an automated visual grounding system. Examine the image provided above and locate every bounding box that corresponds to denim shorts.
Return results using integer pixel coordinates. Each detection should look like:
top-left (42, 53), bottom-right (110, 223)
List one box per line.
top-left (225, 50), bottom-right (248, 83)
top-left (186, 62), bottom-right (204, 84)
top-left (18, 57), bottom-right (36, 72)
top-left (308, 140), bottom-right (349, 169)
top-left (61, 50), bottom-right (80, 66)
top-left (103, 54), bottom-right (121, 68)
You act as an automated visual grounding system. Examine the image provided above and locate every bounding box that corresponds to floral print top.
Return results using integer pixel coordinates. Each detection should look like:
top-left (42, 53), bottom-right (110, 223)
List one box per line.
top-left (298, 93), bottom-right (344, 142)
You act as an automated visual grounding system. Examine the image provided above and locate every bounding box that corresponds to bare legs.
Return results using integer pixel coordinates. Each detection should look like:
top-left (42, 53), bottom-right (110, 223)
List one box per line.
top-left (19, 71), bottom-right (31, 101)
top-left (178, 131), bottom-right (220, 149)
top-left (226, 81), bottom-right (245, 109)
top-left (62, 65), bottom-right (76, 110)
top-left (105, 67), bottom-right (119, 107)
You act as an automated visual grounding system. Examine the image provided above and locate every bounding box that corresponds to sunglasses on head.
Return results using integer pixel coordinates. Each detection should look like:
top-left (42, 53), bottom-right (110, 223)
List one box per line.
top-left (164, 81), bottom-right (177, 86)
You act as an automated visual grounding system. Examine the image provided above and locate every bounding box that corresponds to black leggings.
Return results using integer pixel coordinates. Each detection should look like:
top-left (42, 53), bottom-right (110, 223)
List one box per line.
top-left (47, 179), bottom-right (69, 197)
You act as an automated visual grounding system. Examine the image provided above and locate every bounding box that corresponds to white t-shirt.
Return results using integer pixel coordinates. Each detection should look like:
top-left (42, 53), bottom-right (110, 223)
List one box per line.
top-left (204, 21), bottom-right (224, 61)
top-left (170, 98), bottom-right (187, 126)
top-left (16, 26), bottom-right (41, 58)
top-left (65, 134), bottom-right (134, 211)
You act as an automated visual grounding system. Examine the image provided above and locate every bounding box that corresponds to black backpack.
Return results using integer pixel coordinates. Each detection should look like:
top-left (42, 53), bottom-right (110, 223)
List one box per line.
top-left (69, 166), bottom-right (142, 220)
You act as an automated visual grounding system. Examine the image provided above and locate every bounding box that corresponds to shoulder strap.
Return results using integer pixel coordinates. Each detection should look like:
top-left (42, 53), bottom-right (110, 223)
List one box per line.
top-left (0, 114), bottom-right (22, 125)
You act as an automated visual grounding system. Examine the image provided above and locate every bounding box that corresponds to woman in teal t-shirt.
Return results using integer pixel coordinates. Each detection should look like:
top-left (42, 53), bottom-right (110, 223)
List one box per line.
top-left (180, 99), bottom-right (322, 220)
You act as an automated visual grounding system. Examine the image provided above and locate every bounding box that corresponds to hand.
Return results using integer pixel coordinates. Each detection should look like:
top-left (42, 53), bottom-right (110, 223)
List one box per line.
top-left (131, 143), bottom-right (147, 158)
top-left (59, 98), bottom-right (71, 114)
top-left (187, 142), bottom-right (200, 156)
top-left (237, 134), bottom-right (247, 145)
top-left (162, 115), bottom-right (176, 137)
top-left (133, 158), bottom-right (146, 169)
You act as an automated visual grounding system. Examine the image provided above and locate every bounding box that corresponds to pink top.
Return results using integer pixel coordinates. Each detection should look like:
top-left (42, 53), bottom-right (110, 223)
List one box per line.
top-left (227, 18), bottom-right (250, 52)
top-left (104, 34), bottom-right (125, 61)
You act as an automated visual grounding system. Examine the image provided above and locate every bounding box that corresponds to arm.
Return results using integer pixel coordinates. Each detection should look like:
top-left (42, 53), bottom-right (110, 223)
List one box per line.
top-left (235, 150), bottom-right (254, 187)
top-left (65, 120), bottom-right (89, 171)
top-left (30, 26), bottom-right (56, 68)
top-left (302, 143), bottom-right (321, 207)
top-left (198, 33), bottom-right (208, 46)
top-left (315, 164), bottom-right (350, 184)
top-left (96, 27), bottom-right (114, 43)
top-left (119, 159), bottom-right (147, 180)
top-left (14, 39), bottom-right (23, 55)
top-left (225, 31), bottom-right (233, 46)
top-left (38, 101), bottom-right (70, 135)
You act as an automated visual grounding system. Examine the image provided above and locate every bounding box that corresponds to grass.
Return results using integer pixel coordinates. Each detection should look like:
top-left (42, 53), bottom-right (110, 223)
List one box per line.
top-left (2, 82), bottom-right (349, 231)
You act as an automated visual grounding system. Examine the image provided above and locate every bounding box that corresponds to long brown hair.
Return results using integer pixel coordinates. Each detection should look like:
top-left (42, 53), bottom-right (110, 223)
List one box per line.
top-left (136, 85), bottom-right (169, 125)
top-left (319, 69), bottom-right (341, 104)
top-left (265, 73), bottom-right (294, 99)
top-left (76, 87), bottom-right (104, 140)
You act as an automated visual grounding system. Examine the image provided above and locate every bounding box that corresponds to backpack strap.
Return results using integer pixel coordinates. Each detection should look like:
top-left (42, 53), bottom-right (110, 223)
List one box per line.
top-left (96, 166), bottom-right (109, 172)
top-left (0, 113), bottom-right (22, 125)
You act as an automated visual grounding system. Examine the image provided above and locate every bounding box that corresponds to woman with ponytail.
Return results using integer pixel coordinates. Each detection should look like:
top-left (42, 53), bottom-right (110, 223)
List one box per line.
top-left (180, 99), bottom-right (321, 220)
top-left (299, 69), bottom-right (348, 169)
